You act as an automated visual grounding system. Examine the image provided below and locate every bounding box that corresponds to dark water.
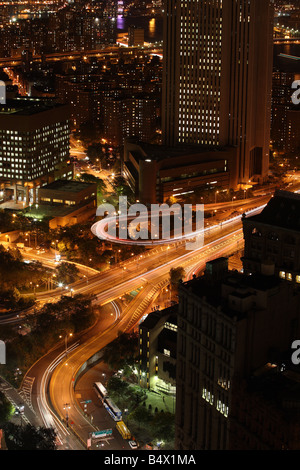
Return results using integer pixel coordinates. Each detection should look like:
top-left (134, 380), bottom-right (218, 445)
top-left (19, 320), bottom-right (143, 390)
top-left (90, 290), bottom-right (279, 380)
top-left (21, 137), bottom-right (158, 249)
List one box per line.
top-left (273, 43), bottom-right (300, 72)
top-left (117, 16), bottom-right (163, 42)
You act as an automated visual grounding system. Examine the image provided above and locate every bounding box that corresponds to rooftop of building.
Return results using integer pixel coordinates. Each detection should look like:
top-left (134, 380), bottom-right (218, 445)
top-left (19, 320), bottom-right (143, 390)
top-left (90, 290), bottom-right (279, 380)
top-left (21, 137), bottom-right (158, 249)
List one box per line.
top-left (183, 272), bottom-right (279, 297)
top-left (181, 260), bottom-right (283, 320)
top-left (127, 139), bottom-right (233, 164)
top-left (0, 98), bottom-right (66, 116)
top-left (140, 304), bottom-right (178, 331)
top-left (23, 201), bottom-right (91, 220)
top-left (40, 179), bottom-right (97, 193)
top-left (248, 361), bottom-right (300, 414)
top-left (244, 189), bottom-right (300, 232)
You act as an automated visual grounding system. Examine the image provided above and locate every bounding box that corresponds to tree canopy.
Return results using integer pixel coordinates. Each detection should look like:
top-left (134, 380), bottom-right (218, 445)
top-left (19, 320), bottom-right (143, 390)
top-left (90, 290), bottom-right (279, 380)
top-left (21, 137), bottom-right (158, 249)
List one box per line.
top-left (2, 423), bottom-right (57, 450)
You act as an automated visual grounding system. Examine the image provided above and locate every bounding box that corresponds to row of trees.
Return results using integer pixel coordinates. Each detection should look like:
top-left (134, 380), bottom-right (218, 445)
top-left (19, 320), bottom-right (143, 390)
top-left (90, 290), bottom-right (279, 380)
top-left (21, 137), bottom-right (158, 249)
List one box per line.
top-left (0, 246), bottom-right (44, 311)
top-left (0, 391), bottom-right (56, 450)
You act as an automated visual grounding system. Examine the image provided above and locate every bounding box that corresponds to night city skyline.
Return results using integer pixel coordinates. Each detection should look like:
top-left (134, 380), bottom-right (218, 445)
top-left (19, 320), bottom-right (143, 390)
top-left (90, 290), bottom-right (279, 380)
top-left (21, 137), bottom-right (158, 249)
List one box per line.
top-left (0, 0), bottom-right (299, 460)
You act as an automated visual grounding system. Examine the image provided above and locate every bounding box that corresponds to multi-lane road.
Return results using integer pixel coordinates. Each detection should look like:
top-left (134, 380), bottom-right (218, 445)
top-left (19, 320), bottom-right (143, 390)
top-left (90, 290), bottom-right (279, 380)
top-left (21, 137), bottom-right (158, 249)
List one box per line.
top-left (29, 199), bottom-right (268, 449)
top-left (6, 182), bottom-right (300, 450)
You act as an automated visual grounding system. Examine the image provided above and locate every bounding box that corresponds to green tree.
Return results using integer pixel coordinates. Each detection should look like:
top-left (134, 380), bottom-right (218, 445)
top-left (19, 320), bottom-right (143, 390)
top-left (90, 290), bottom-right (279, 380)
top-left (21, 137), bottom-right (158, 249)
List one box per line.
top-left (86, 143), bottom-right (104, 162)
top-left (107, 376), bottom-right (130, 398)
top-left (169, 267), bottom-right (185, 290)
top-left (55, 262), bottom-right (80, 285)
top-left (102, 332), bottom-right (139, 371)
top-left (130, 405), bottom-right (153, 429)
top-left (0, 391), bottom-right (14, 425)
top-left (150, 412), bottom-right (175, 442)
top-left (3, 423), bottom-right (57, 450)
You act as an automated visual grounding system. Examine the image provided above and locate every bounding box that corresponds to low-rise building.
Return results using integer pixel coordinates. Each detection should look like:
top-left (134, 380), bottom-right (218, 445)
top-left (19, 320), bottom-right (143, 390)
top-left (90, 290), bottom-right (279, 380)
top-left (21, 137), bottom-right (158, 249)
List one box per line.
top-left (25, 179), bottom-right (97, 229)
top-left (123, 139), bottom-right (236, 204)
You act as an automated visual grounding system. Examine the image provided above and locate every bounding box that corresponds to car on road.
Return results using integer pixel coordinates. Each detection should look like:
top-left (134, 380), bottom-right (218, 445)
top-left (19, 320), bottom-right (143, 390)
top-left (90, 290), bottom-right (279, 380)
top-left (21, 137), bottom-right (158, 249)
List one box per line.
top-left (128, 440), bottom-right (138, 449)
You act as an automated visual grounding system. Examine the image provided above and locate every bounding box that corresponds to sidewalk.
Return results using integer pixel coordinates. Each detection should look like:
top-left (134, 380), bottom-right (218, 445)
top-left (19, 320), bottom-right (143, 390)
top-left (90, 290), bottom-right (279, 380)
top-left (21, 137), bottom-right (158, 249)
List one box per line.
top-left (0, 376), bottom-right (43, 428)
top-left (130, 384), bottom-right (176, 414)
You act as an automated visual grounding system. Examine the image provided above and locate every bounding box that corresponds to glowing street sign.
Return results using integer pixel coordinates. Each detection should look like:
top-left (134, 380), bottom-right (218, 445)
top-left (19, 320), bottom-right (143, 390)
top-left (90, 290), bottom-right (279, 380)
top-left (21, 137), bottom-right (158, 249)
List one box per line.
top-left (92, 429), bottom-right (112, 439)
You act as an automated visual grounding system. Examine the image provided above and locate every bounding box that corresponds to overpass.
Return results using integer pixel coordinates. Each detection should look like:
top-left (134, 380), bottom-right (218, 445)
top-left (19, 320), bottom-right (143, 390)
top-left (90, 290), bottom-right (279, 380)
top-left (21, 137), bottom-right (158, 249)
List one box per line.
top-left (0, 45), bottom-right (163, 68)
top-left (274, 37), bottom-right (300, 44)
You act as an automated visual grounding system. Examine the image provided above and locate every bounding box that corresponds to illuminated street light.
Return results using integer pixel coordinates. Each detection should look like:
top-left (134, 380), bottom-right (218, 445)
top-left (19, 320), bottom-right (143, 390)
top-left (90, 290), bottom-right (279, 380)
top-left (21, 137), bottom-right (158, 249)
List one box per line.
top-left (59, 333), bottom-right (73, 358)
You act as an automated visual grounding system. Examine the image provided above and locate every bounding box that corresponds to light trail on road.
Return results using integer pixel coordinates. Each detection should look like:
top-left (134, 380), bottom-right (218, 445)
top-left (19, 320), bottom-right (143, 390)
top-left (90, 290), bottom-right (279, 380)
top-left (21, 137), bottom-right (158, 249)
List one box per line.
top-left (91, 203), bottom-right (266, 247)
top-left (47, 226), bottom-right (246, 447)
top-left (37, 342), bottom-right (81, 449)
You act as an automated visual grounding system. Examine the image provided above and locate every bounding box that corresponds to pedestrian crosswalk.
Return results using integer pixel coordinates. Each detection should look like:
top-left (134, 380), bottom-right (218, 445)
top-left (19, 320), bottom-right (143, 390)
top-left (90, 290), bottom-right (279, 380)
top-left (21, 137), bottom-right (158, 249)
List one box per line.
top-left (19, 376), bottom-right (35, 411)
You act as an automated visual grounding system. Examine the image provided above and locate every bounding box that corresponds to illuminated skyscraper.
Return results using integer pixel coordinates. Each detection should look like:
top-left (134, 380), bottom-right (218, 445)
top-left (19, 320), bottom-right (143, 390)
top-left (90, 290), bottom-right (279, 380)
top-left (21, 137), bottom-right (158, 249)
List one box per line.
top-left (162, 0), bottom-right (274, 185)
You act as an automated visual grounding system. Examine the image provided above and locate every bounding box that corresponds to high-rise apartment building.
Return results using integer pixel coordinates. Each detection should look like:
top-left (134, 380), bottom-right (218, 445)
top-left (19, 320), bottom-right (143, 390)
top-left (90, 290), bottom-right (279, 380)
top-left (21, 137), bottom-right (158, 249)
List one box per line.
top-left (162, 0), bottom-right (274, 186)
top-left (102, 92), bottom-right (157, 147)
top-left (128, 26), bottom-right (145, 47)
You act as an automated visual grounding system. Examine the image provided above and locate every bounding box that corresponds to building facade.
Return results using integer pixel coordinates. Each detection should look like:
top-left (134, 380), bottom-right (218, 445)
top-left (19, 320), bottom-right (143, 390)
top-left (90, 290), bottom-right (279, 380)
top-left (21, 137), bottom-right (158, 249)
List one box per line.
top-left (175, 258), bottom-right (300, 450)
top-left (271, 70), bottom-right (300, 154)
top-left (0, 98), bottom-right (71, 205)
top-left (139, 305), bottom-right (177, 395)
top-left (242, 190), bottom-right (300, 285)
top-left (162, 0), bottom-right (274, 186)
top-left (123, 139), bottom-right (236, 204)
top-left (128, 26), bottom-right (145, 47)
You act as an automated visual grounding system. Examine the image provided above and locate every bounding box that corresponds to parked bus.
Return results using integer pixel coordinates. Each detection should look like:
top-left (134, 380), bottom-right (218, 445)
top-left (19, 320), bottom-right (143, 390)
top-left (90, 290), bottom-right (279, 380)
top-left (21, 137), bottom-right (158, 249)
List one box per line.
top-left (104, 397), bottom-right (122, 421)
top-left (116, 420), bottom-right (131, 440)
top-left (93, 382), bottom-right (108, 402)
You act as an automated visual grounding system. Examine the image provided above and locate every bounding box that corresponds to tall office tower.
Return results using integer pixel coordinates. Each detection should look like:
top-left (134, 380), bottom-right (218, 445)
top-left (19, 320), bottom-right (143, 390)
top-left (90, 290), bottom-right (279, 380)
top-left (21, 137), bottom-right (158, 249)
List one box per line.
top-left (162, 0), bottom-right (274, 186)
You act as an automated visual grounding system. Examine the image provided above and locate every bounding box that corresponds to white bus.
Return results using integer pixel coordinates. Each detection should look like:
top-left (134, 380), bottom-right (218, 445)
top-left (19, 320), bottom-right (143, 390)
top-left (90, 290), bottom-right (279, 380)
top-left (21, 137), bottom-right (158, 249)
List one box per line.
top-left (104, 397), bottom-right (122, 421)
top-left (93, 382), bottom-right (108, 401)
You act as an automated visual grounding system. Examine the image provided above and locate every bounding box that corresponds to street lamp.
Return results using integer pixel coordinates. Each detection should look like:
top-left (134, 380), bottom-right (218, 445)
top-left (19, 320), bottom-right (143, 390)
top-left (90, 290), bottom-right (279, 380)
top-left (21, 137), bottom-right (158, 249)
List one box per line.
top-left (52, 239), bottom-right (59, 257)
top-left (25, 232), bottom-right (30, 247)
top-left (124, 408), bottom-right (129, 426)
top-left (33, 284), bottom-right (39, 299)
top-left (59, 332), bottom-right (73, 357)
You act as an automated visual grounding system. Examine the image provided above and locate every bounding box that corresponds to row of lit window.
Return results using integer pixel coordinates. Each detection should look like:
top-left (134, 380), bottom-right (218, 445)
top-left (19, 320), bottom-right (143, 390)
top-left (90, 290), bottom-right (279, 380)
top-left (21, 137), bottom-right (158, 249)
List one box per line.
top-left (279, 271), bottom-right (300, 283)
top-left (202, 388), bottom-right (229, 418)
